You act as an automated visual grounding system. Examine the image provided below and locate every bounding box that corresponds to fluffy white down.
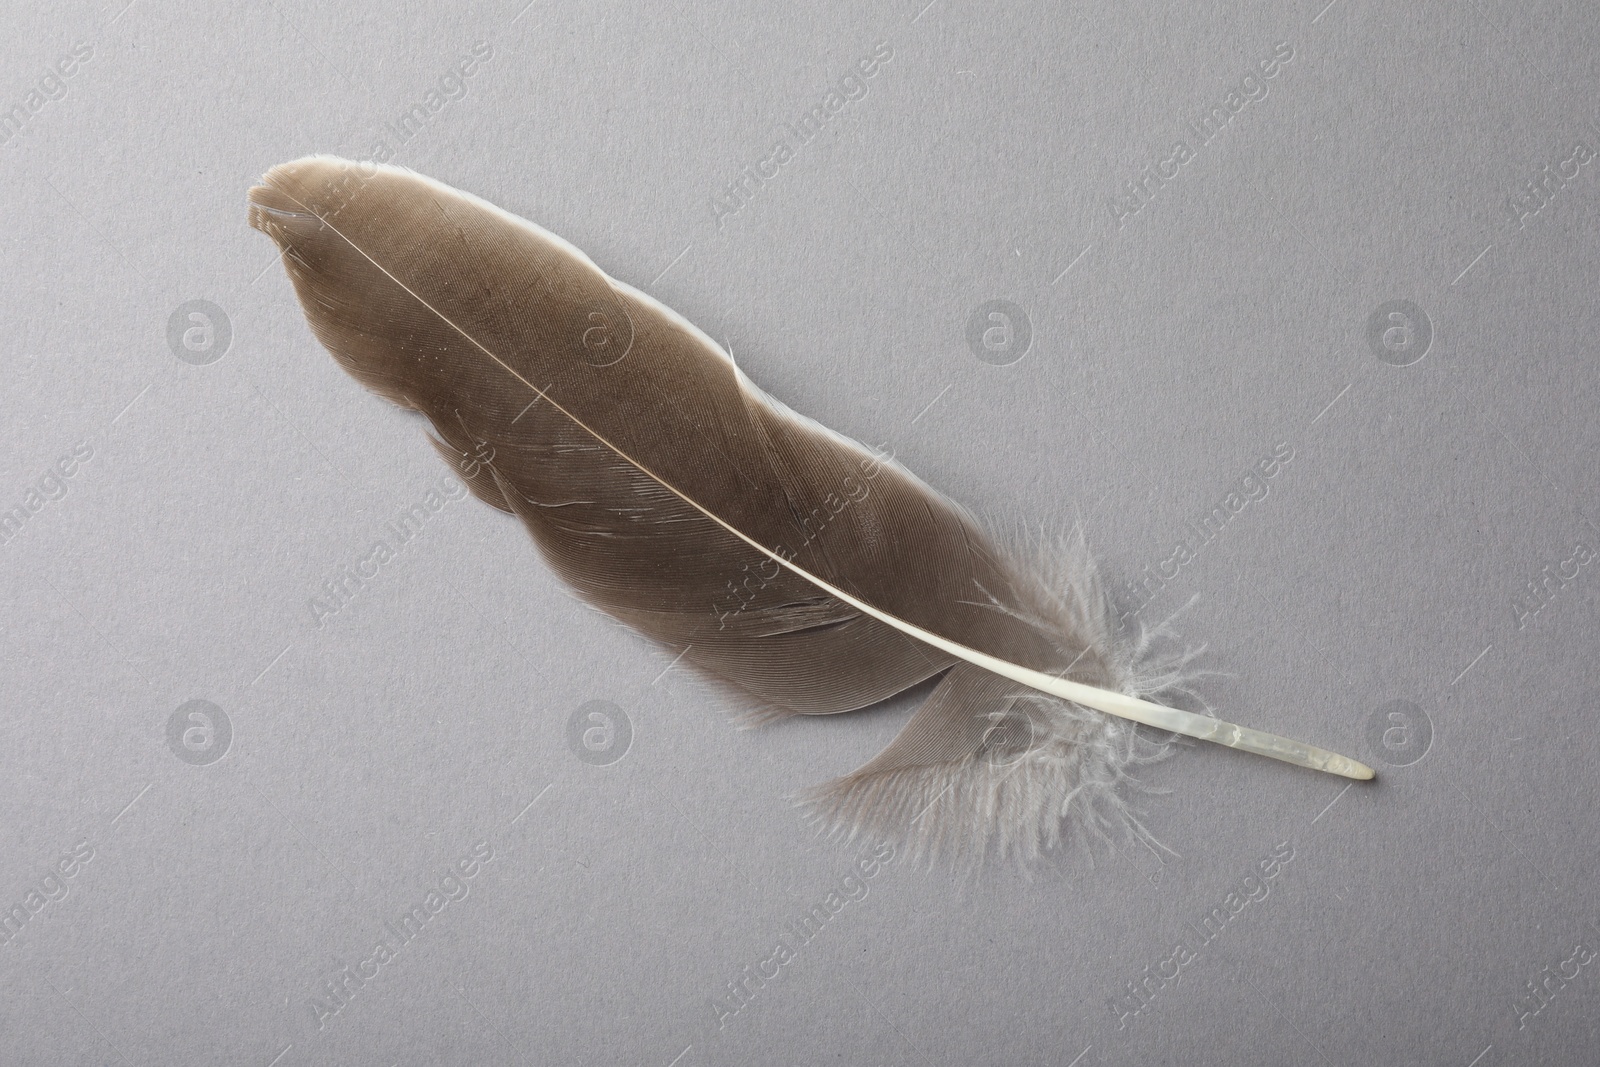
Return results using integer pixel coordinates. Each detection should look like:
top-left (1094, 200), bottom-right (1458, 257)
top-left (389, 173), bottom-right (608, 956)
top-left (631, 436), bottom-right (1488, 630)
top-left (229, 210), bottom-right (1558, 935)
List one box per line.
top-left (800, 531), bottom-right (1214, 868)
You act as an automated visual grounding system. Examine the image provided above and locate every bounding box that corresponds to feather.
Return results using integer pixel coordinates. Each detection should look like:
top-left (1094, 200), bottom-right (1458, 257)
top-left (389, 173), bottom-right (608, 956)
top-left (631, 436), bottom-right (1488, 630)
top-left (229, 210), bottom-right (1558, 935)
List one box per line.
top-left (248, 157), bottom-right (1371, 864)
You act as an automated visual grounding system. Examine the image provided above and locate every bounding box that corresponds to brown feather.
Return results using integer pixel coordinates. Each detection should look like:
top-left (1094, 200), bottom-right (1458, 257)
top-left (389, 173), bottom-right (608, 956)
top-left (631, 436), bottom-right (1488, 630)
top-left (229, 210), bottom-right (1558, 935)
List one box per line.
top-left (248, 157), bottom-right (1215, 862)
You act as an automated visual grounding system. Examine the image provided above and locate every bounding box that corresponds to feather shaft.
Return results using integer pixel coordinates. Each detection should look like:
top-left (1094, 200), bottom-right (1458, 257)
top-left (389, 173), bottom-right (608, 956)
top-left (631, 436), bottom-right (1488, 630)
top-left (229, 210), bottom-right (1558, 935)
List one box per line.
top-left (250, 156), bottom-right (1375, 865)
top-left (641, 508), bottom-right (1376, 777)
top-left (698, 552), bottom-right (1376, 779)
top-left (266, 174), bottom-right (1370, 780)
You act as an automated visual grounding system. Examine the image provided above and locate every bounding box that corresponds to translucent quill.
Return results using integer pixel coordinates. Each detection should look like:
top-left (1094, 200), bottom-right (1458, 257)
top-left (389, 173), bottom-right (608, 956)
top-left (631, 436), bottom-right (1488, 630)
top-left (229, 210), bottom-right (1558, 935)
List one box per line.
top-left (250, 158), bottom-right (1371, 863)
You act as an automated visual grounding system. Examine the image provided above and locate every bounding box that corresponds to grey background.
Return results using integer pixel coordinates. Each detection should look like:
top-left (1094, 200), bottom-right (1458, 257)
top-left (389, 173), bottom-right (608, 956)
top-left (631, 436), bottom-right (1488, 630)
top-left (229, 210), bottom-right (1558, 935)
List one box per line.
top-left (2, 0), bottom-right (1597, 1064)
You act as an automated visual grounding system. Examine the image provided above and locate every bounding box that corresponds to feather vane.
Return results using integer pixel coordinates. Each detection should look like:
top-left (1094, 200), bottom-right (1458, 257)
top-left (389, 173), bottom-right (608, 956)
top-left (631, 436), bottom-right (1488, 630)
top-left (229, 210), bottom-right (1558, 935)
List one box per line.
top-left (249, 157), bottom-right (1370, 863)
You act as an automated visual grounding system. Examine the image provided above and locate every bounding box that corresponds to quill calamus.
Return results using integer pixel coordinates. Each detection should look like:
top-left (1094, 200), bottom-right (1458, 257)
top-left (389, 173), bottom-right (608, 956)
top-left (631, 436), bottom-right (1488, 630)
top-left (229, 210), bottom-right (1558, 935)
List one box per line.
top-left (248, 157), bottom-right (1371, 863)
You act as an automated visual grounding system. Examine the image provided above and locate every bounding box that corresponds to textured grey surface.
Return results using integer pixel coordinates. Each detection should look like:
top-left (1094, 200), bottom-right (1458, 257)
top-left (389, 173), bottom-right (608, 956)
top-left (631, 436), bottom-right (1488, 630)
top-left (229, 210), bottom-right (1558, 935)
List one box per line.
top-left (3, 0), bottom-right (1598, 1064)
